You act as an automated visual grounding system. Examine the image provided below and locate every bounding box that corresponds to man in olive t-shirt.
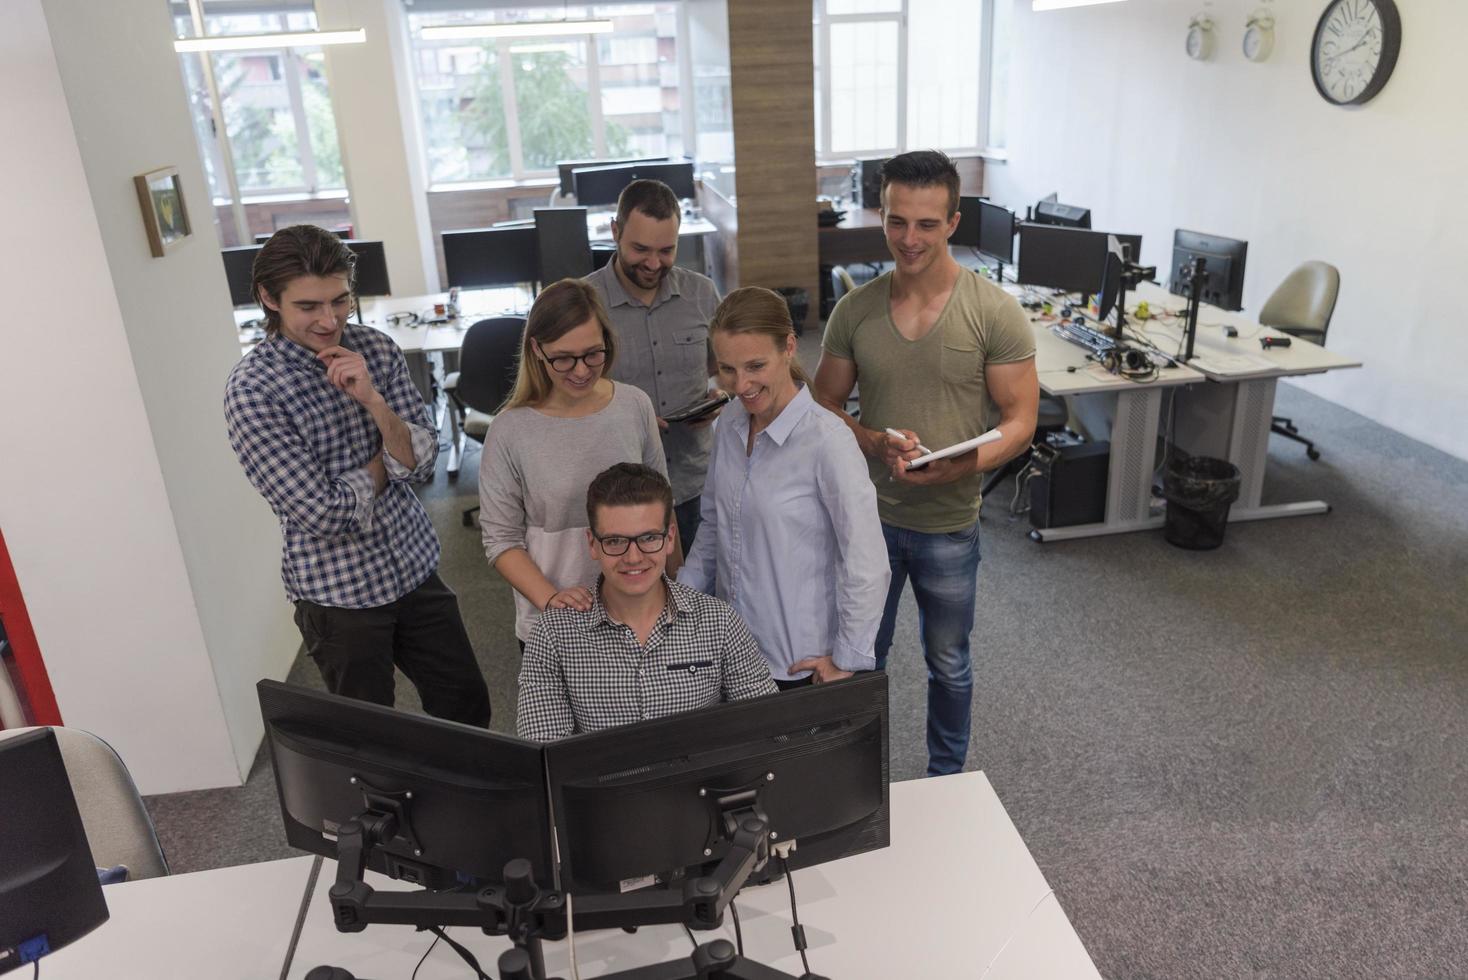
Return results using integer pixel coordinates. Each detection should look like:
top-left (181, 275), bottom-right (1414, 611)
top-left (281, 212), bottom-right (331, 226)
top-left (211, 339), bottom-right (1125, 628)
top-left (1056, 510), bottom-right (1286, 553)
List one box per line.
top-left (814, 151), bottom-right (1039, 776)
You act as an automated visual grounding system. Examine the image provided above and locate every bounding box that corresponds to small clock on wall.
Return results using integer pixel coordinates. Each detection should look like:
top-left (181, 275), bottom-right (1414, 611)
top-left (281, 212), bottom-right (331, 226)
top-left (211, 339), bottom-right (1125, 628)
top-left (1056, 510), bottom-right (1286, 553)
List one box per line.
top-left (1186, 15), bottom-right (1216, 61)
top-left (1243, 10), bottom-right (1275, 62)
top-left (1311, 0), bottom-right (1402, 106)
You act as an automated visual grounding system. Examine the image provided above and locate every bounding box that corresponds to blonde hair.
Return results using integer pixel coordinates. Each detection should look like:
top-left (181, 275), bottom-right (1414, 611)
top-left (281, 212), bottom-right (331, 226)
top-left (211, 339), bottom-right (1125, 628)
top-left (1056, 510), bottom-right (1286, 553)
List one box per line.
top-left (503, 279), bottom-right (619, 410)
top-left (708, 287), bottom-right (810, 387)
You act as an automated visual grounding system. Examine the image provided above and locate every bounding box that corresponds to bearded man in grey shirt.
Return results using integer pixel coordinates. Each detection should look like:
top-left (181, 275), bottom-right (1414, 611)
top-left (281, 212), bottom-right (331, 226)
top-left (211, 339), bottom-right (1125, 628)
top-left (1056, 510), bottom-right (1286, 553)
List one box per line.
top-left (584, 179), bottom-right (722, 553)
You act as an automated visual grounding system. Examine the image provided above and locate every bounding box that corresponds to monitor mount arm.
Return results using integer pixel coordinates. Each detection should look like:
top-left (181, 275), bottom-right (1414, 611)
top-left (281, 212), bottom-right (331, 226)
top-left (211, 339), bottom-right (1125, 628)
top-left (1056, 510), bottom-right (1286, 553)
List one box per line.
top-left (1112, 261), bottom-right (1157, 340)
top-left (1181, 257), bottom-right (1208, 362)
top-left (315, 781), bottom-right (827, 980)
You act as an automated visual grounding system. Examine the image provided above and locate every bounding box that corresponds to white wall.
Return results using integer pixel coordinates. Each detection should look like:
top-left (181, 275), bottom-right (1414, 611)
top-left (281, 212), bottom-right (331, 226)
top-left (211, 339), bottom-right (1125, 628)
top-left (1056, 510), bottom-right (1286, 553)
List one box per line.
top-left (0, 0), bottom-right (299, 792)
top-left (984, 0), bottom-right (1468, 461)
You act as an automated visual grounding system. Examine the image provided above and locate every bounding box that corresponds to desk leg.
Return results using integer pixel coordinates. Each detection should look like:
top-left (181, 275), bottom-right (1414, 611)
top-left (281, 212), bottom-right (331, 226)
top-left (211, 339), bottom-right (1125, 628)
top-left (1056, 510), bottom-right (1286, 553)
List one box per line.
top-left (1031, 387), bottom-right (1166, 542)
top-left (446, 406), bottom-right (464, 478)
top-left (1221, 377), bottom-right (1330, 523)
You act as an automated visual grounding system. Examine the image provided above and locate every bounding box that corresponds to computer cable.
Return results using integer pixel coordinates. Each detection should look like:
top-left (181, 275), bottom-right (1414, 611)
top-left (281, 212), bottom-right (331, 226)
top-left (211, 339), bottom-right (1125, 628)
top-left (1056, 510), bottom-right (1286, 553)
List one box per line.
top-left (410, 930), bottom-right (445, 980)
top-left (681, 922), bottom-right (699, 951)
top-left (729, 897), bottom-right (745, 956)
top-left (779, 855), bottom-right (812, 975)
top-left (426, 925), bottom-right (491, 979)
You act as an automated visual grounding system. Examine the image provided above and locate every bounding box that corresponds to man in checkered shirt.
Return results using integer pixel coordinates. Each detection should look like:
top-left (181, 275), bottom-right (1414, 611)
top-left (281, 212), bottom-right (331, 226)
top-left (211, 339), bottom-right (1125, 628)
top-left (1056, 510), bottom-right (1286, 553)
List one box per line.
top-left (225, 226), bottom-right (491, 726)
top-left (516, 464), bottom-right (775, 741)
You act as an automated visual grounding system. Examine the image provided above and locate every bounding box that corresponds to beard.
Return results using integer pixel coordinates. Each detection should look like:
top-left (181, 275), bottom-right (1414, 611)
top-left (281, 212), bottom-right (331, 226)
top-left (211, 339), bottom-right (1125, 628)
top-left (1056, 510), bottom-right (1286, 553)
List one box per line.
top-left (617, 251), bottom-right (669, 291)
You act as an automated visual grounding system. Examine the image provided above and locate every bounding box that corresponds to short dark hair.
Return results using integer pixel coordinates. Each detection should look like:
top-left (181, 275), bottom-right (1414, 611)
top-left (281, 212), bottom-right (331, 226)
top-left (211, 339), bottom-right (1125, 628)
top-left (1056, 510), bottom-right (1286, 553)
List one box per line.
top-left (586, 463), bottom-right (674, 532)
top-left (879, 150), bottom-right (961, 217)
top-left (253, 225), bottom-right (356, 335)
top-left (615, 179), bottom-right (680, 227)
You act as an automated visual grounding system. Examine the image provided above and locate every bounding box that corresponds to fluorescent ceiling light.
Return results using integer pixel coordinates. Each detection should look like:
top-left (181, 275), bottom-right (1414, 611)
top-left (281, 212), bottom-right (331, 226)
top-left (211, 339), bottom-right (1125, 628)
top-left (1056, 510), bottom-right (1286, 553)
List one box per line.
top-left (421, 21), bottom-right (614, 41)
top-left (173, 28), bottom-right (365, 52)
top-left (1033, 0), bottom-right (1127, 10)
top-left (509, 43), bottom-right (581, 55)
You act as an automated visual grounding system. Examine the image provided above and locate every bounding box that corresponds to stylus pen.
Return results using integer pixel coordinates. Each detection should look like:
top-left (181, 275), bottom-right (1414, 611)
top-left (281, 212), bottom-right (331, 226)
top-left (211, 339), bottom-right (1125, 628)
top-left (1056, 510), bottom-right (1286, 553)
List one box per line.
top-left (884, 427), bottom-right (932, 455)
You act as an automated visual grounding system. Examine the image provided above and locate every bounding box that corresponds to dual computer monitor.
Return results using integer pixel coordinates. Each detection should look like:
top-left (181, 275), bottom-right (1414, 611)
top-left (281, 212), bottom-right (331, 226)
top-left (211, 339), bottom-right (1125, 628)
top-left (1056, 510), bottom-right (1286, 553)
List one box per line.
top-left (441, 206), bottom-right (596, 291)
top-left (952, 196), bottom-right (1019, 267)
top-left (571, 159), bottom-right (696, 208)
top-left (222, 238), bottom-right (391, 310)
top-left (1017, 224), bottom-right (1143, 296)
top-left (258, 672), bottom-right (889, 899)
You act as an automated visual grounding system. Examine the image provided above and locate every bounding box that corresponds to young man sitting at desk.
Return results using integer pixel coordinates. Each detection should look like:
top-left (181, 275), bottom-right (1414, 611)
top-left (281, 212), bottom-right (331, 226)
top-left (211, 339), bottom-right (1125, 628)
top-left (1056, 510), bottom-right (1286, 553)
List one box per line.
top-left (813, 150), bottom-right (1039, 777)
top-left (515, 464), bottom-right (776, 742)
top-left (224, 225), bottom-right (491, 728)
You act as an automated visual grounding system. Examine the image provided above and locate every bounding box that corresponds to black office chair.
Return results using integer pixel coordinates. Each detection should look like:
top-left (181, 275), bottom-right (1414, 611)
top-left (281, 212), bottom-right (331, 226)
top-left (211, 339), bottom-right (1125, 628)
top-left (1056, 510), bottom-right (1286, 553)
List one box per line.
top-left (1259, 261), bottom-right (1340, 461)
top-left (978, 394), bottom-right (1070, 515)
top-left (444, 317), bottom-right (526, 527)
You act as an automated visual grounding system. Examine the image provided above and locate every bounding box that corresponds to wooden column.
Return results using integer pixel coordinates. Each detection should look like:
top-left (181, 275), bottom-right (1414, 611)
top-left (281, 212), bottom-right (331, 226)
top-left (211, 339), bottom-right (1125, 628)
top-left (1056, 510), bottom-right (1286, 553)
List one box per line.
top-left (726, 1), bottom-right (818, 330)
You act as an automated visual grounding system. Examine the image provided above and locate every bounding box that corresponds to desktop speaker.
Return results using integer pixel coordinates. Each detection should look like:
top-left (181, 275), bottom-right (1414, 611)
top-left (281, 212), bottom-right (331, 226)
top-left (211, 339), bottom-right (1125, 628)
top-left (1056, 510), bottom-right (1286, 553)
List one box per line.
top-left (1029, 441), bottom-right (1109, 529)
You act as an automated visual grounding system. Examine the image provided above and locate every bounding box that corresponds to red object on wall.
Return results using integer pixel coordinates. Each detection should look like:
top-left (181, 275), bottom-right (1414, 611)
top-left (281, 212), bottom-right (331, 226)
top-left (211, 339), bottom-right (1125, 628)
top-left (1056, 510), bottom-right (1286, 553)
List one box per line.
top-left (0, 528), bottom-right (63, 727)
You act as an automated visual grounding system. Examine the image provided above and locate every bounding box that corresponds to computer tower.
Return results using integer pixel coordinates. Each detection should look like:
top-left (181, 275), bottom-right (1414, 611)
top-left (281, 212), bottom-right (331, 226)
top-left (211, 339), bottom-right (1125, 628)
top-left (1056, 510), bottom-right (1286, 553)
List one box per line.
top-left (850, 157), bottom-right (888, 208)
top-left (1028, 440), bottom-right (1109, 529)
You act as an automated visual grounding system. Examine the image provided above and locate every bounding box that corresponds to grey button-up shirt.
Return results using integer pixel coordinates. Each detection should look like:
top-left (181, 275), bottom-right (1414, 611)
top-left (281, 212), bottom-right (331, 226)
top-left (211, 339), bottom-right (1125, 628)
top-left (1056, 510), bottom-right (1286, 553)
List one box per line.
top-left (585, 261), bottom-right (721, 505)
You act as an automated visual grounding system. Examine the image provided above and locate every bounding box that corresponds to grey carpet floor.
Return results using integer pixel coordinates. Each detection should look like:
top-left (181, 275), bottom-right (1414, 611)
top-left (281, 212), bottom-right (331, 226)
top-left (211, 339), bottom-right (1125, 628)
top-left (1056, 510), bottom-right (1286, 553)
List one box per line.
top-left (145, 378), bottom-right (1468, 980)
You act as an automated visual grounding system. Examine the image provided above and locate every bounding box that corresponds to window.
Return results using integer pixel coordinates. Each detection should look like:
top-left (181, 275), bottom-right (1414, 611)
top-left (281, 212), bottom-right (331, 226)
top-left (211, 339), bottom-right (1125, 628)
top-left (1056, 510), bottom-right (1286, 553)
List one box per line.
top-left (814, 0), bottom-right (1009, 159)
top-left (407, 5), bottom-right (686, 187)
top-left (172, 5), bottom-right (348, 199)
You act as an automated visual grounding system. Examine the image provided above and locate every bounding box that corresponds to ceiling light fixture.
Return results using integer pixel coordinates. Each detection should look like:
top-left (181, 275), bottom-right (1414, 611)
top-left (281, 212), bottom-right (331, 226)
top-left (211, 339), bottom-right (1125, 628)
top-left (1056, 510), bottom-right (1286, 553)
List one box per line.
top-left (421, 20), bottom-right (614, 41)
top-left (1032, 0), bottom-right (1128, 11)
top-left (173, 28), bottom-right (366, 53)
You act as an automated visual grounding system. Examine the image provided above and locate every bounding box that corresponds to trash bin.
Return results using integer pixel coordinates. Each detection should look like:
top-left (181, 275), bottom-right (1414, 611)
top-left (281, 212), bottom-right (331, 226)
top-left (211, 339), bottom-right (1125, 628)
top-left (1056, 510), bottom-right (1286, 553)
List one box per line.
top-left (775, 287), bottom-right (809, 336)
top-left (1162, 455), bottom-right (1241, 550)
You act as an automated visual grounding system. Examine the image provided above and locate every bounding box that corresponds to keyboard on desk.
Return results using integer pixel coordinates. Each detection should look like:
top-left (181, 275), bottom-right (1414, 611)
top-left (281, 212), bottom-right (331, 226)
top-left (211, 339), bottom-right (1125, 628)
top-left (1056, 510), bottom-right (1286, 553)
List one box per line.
top-left (1051, 321), bottom-right (1116, 356)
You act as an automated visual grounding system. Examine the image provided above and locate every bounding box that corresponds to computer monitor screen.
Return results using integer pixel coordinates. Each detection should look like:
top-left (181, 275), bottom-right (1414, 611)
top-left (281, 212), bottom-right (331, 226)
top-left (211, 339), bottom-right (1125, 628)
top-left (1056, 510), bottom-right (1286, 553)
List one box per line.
top-left (855, 157), bottom-right (889, 208)
top-left (257, 680), bottom-right (555, 891)
top-left (557, 156), bottom-right (665, 197)
top-left (572, 164), bottom-right (640, 208)
top-left (1032, 196), bottom-right (1091, 229)
top-left (343, 240), bottom-right (391, 297)
top-left (221, 245), bottom-right (263, 308)
top-left (0, 729), bottom-right (110, 969)
top-left (949, 196), bottom-right (983, 249)
top-left (442, 226), bottom-right (541, 290)
top-left (1096, 235), bottom-right (1128, 323)
top-left (533, 208), bottom-right (593, 284)
top-left (977, 199), bottom-right (1017, 263)
top-left (632, 161), bottom-right (696, 200)
top-left (545, 672), bottom-right (889, 896)
top-left (1018, 225), bottom-right (1142, 295)
top-left (1169, 229), bottom-right (1248, 312)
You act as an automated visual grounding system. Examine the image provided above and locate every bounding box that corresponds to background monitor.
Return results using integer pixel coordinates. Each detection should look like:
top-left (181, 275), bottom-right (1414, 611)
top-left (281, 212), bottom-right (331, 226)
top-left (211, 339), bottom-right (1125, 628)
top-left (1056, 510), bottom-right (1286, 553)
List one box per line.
top-left (1032, 196), bottom-right (1092, 229)
top-left (0, 729), bottom-right (110, 972)
top-left (630, 160), bottom-right (696, 200)
top-left (572, 163), bottom-right (640, 208)
top-left (977, 199), bottom-right (1018, 264)
top-left (221, 245), bottom-right (262, 308)
top-left (853, 156), bottom-right (889, 208)
top-left (950, 195), bottom-right (984, 249)
top-left (1169, 229), bottom-right (1249, 312)
top-left (545, 672), bottom-right (890, 896)
top-left (258, 680), bottom-right (555, 891)
top-left (343, 239), bottom-right (391, 297)
top-left (557, 156), bottom-right (664, 197)
top-left (1018, 224), bottom-right (1142, 295)
top-left (442, 226), bottom-right (541, 290)
top-left (1096, 235), bottom-right (1129, 323)
top-left (534, 207), bottom-right (593, 283)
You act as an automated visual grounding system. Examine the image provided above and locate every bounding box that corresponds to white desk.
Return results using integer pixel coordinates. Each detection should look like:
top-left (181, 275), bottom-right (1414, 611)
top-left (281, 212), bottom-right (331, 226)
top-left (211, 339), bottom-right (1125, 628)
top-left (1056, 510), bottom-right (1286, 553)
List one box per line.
top-left (42, 773), bottom-right (1099, 979)
top-left (1022, 281), bottom-right (1361, 542)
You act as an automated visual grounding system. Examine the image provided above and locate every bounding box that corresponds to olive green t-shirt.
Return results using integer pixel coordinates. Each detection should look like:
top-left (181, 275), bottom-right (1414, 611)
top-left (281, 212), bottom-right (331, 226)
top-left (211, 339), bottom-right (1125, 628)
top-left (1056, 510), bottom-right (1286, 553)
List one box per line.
top-left (822, 269), bottom-right (1035, 532)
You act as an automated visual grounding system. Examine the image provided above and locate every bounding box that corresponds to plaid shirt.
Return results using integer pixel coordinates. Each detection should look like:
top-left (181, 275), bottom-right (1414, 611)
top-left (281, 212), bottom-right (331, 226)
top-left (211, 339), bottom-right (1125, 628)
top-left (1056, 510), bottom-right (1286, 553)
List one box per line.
top-left (224, 323), bottom-right (441, 608)
top-left (515, 577), bottom-right (778, 742)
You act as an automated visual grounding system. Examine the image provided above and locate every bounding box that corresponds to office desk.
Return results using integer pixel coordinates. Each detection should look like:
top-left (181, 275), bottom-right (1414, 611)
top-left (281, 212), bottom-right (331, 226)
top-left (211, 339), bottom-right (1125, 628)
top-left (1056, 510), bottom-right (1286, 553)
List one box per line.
top-left (42, 773), bottom-right (1099, 979)
top-left (1022, 281), bottom-right (1362, 542)
top-left (818, 207), bottom-right (889, 268)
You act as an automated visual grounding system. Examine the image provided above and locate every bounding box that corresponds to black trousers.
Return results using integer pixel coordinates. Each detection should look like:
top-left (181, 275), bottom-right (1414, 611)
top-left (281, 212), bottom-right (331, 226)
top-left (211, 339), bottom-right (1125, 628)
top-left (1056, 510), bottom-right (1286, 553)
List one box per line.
top-left (294, 571), bottom-right (492, 728)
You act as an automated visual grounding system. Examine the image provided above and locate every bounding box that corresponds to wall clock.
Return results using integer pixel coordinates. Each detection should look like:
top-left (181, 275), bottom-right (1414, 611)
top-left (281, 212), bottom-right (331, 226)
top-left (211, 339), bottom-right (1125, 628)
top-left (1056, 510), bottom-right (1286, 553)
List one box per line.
top-left (1311, 0), bottom-right (1401, 105)
top-left (1243, 10), bottom-right (1275, 63)
top-left (1186, 15), bottom-right (1216, 61)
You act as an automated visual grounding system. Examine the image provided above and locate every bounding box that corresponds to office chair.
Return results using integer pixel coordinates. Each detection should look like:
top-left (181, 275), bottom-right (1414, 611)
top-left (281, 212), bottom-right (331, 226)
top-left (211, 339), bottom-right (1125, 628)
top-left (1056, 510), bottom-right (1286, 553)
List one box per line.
top-left (830, 265), bottom-right (856, 305)
top-left (0, 726), bottom-right (169, 880)
top-left (444, 317), bottom-right (526, 527)
top-left (1258, 261), bottom-right (1340, 461)
top-left (978, 394), bottom-right (1070, 514)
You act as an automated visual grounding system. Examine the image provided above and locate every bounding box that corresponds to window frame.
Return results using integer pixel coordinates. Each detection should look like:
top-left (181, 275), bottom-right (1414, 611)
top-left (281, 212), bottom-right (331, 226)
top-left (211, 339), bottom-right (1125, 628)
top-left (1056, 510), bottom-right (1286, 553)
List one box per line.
top-left (813, 0), bottom-right (1006, 163)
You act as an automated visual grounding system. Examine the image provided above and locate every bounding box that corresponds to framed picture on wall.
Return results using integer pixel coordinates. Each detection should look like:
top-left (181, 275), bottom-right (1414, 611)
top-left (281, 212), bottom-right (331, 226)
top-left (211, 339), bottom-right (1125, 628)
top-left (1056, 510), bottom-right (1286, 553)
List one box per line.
top-left (134, 166), bottom-right (192, 257)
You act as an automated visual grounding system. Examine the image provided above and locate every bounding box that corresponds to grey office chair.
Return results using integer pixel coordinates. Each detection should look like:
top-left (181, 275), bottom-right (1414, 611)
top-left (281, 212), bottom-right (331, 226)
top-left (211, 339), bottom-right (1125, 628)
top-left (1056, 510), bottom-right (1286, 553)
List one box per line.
top-left (830, 265), bottom-right (856, 304)
top-left (444, 317), bottom-right (526, 527)
top-left (1258, 261), bottom-right (1340, 461)
top-left (0, 726), bottom-right (169, 880)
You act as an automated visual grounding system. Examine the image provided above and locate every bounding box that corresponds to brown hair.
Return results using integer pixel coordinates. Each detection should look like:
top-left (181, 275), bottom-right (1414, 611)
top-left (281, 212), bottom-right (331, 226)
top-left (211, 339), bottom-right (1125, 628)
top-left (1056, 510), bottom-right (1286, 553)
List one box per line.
top-left (614, 178), bottom-right (680, 227)
top-left (879, 150), bottom-right (961, 217)
top-left (708, 287), bottom-right (810, 387)
top-left (586, 462), bottom-right (674, 532)
top-left (502, 278), bottom-right (619, 410)
top-left (252, 225), bottom-right (357, 335)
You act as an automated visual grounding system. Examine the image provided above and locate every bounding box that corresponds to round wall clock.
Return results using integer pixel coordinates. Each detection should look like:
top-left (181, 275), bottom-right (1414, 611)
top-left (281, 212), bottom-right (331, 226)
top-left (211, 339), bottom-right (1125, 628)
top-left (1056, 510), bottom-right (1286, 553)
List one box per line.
top-left (1311, 0), bottom-right (1401, 106)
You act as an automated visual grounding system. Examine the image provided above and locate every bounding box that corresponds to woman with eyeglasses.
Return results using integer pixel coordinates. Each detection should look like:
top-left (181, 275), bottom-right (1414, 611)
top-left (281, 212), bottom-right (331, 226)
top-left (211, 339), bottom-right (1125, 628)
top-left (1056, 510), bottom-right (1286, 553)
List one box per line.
top-left (479, 279), bottom-right (670, 648)
top-left (678, 287), bottom-right (889, 689)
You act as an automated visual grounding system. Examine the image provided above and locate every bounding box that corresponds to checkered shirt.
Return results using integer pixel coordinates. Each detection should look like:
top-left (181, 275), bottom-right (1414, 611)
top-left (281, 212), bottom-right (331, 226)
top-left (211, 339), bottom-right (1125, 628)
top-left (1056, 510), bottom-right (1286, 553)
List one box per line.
top-left (515, 577), bottom-right (778, 742)
top-left (224, 323), bottom-right (441, 608)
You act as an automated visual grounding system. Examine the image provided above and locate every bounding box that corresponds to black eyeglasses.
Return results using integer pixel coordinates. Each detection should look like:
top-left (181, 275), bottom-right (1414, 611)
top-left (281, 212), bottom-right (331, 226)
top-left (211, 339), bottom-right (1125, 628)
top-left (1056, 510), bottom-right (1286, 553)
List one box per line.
top-left (592, 531), bottom-right (669, 557)
top-left (539, 346), bottom-right (608, 374)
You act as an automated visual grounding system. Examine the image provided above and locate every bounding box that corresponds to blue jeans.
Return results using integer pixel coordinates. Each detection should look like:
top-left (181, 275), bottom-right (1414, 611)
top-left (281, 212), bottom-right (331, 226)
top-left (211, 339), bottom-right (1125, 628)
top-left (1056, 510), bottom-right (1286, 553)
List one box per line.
top-left (874, 521), bottom-right (981, 776)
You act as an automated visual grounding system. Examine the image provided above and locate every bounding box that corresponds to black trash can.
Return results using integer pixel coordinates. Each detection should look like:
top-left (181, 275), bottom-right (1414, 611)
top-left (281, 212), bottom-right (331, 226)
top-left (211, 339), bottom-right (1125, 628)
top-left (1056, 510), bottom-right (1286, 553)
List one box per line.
top-left (1162, 455), bottom-right (1242, 550)
top-left (775, 287), bottom-right (810, 336)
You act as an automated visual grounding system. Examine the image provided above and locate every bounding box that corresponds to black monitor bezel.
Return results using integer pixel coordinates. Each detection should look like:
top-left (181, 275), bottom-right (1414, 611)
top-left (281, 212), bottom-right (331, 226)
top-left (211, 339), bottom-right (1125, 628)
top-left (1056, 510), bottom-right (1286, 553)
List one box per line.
top-left (221, 244), bottom-right (263, 308)
top-left (442, 226), bottom-right (541, 290)
top-left (977, 199), bottom-right (1017, 263)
